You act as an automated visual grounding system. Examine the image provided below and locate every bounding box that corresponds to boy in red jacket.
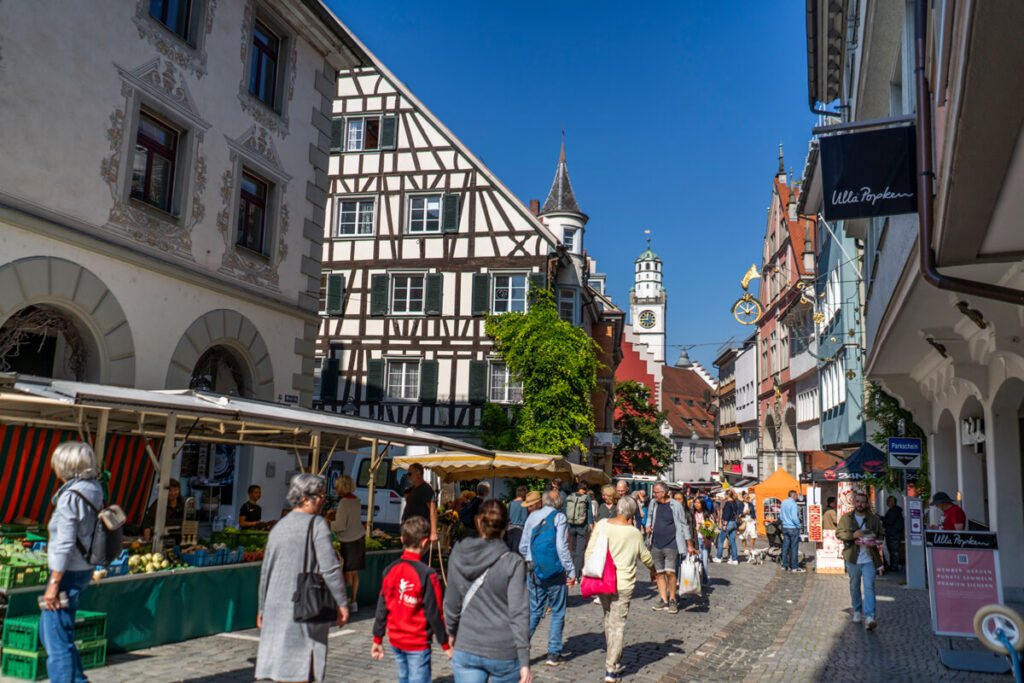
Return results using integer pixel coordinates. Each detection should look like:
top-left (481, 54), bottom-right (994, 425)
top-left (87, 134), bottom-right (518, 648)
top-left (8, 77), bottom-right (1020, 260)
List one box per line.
top-left (371, 516), bottom-right (450, 682)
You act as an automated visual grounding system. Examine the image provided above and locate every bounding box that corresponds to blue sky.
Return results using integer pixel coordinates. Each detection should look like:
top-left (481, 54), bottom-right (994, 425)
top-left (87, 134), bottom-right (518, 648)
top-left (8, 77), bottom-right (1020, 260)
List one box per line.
top-left (328, 1), bottom-right (817, 371)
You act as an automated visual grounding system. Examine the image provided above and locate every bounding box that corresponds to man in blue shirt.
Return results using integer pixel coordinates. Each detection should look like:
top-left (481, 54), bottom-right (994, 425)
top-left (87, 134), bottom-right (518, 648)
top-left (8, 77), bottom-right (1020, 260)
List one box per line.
top-left (520, 490), bottom-right (576, 667)
top-left (779, 490), bottom-right (804, 572)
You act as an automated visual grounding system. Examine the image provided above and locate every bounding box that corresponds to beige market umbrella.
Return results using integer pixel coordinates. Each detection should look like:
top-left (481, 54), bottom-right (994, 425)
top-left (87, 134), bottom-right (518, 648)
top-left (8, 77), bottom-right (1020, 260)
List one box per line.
top-left (570, 462), bottom-right (611, 485)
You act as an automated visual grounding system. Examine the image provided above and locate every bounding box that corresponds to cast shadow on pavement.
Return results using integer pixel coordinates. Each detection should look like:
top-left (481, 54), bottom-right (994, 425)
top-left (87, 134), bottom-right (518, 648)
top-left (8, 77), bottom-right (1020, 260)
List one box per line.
top-left (184, 666), bottom-right (256, 682)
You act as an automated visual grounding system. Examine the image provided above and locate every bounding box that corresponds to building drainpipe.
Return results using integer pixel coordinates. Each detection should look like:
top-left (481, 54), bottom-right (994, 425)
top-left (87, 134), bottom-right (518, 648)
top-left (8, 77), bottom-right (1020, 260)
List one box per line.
top-left (914, 0), bottom-right (1024, 307)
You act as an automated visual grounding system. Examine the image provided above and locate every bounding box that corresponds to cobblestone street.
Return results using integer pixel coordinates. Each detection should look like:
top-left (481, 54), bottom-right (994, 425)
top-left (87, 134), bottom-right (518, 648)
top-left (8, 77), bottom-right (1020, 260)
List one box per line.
top-left (54, 557), bottom-right (1016, 683)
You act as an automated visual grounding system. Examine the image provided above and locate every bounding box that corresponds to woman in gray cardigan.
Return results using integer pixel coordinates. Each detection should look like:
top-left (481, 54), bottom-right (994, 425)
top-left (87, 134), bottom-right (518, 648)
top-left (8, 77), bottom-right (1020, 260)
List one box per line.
top-left (256, 474), bottom-right (349, 682)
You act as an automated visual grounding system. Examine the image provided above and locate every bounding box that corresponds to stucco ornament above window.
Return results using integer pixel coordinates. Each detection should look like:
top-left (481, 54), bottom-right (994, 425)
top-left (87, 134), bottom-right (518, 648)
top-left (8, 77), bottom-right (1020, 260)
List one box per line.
top-left (133, 0), bottom-right (218, 79)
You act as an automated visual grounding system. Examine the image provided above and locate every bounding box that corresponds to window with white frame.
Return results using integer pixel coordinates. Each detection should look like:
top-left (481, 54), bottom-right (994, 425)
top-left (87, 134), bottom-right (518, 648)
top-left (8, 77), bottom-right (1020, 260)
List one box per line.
top-left (558, 288), bottom-right (576, 324)
top-left (386, 359), bottom-right (419, 400)
top-left (408, 195), bottom-right (442, 233)
top-left (689, 445), bottom-right (696, 463)
top-left (493, 274), bottom-right (528, 313)
top-left (797, 387), bottom-right (819, 423)
top-left (345, 116), bottom-right (380, 151)
top-left (335, 198), bottom-right (375, 236)
top-left (390, 274), bottom-right (425, 314)
top-left (489, 362), bottom-right (523, 403)
top-left (562, 227), bottom-right (577, 251)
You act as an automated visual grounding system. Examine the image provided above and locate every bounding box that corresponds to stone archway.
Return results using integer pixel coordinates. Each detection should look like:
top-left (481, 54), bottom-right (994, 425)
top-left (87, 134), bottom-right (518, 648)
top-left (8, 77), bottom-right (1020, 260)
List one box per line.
top-left (165, 310), bottom-right (274, 401)
top-left (958, 395), bottom-right (988, 526)
top-left (933, 409), bottom-right (957, 495)
top-left (989, 378), bottom-right (1024, 601)
top-left (0, 256), bottom-right (135, 386)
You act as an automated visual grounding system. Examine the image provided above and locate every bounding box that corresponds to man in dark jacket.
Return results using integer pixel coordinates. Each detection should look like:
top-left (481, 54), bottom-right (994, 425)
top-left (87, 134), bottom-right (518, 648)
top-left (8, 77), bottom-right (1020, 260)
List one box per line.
top-left (882, 496), bottom-right (904, 572)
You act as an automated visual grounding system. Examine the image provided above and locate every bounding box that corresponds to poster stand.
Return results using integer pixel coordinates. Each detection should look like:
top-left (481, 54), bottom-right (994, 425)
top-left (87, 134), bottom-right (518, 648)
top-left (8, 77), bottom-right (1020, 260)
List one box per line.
top-left (926, 530), bottom-right (1010, 674)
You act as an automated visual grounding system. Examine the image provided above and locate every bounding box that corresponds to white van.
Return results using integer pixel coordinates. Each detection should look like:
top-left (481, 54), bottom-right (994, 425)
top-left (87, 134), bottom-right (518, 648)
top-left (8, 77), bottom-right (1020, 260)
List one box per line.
top-left (326, 452), bottom-right (407, 533)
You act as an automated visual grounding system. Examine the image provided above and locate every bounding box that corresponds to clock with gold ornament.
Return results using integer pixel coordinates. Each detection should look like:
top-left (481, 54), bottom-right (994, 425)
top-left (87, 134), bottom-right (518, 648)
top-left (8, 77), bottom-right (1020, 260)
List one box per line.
top-left (638, 310), bottom-right (656, 329)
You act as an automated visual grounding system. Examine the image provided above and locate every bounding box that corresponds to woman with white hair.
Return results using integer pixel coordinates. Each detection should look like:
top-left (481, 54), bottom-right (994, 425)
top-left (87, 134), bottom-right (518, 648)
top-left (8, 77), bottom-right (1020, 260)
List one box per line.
top-left (256, 473), bottom-right (349, 682)
top-left (330, 474), bottom-right (365, 612)
top-left (584, 494), bottom-right (656, 683)
top-left (42, 441), bottom-right (104, 683)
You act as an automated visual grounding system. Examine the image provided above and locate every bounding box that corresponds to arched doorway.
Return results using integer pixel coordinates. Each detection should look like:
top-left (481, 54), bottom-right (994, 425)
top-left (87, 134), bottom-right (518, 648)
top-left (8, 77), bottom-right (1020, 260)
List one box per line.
top-left (933, 410), bottom-right (957, 496)
top-left (0, 256), bottom-right (135, 385)
top-left (989, 377), bottom-right (1024, 601)
top-left (958, 396), bottom-right (988, 527)
top-left (190, 345), bottom-right (249, 396)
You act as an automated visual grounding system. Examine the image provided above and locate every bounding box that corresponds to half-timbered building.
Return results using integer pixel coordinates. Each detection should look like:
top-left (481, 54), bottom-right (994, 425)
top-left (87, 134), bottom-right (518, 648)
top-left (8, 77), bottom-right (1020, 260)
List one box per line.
top-left (315, 46), bottom-right (620, 443)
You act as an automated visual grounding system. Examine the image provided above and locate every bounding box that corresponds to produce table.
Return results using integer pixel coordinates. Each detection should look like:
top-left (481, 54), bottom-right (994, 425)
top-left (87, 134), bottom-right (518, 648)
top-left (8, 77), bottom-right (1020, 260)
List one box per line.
top-left (2, 550), bottom-right (404, 653)
top-left (4, 563), bottom-right (260, 653)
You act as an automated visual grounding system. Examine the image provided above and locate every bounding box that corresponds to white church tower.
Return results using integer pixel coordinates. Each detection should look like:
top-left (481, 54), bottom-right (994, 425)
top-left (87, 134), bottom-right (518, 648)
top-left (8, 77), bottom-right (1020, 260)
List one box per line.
top-left (629, 235), bottom-right (667, 362)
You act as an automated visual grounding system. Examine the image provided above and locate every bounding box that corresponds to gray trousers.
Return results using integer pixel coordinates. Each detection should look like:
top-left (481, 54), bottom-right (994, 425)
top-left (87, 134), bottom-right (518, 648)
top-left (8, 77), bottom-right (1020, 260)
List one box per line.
top-left (568, 524), bottom-right (590, 577)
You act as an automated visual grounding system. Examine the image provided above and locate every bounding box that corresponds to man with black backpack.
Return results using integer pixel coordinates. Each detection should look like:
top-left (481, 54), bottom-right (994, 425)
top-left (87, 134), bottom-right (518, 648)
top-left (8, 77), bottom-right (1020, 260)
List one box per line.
top-left (565, 480), bottom-right (594, 579)
top-left (519, 490), bottom-right (576, 667)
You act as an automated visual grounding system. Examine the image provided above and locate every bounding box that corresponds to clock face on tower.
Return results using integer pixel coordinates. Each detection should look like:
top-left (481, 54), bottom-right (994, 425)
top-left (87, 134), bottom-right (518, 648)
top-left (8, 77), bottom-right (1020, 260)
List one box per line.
top-left (639, 310), bottom-right (656, 329)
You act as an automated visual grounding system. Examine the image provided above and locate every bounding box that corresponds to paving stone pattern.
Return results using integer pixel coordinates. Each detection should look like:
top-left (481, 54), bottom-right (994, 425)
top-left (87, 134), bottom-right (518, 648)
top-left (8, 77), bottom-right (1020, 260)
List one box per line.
top-left (34, 557), bottom-right (1018, 682)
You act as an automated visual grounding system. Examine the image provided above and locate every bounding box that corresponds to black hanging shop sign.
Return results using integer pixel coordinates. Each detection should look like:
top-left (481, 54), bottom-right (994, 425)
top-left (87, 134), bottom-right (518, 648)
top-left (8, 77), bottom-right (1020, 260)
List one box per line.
top-left (820, 125), bottom-right (918, 221)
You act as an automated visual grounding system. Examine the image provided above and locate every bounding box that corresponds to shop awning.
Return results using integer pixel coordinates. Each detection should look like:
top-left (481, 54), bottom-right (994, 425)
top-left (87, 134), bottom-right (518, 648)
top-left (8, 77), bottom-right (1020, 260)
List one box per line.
top-left (570, 462), bottom-right (611, 485)
top-left (802, 443), bottom-right (887, 482)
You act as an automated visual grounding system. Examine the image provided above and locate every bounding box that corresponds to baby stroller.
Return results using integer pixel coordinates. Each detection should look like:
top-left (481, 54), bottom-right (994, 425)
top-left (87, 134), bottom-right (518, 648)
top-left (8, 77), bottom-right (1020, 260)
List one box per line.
top-left (764, 520), bottom-right (784, 562)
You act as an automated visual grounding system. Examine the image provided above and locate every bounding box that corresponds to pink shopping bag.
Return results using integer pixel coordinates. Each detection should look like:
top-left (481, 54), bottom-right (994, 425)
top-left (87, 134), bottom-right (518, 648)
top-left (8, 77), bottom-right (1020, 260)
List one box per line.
top-left (580, 549), bottom-right (617, 598)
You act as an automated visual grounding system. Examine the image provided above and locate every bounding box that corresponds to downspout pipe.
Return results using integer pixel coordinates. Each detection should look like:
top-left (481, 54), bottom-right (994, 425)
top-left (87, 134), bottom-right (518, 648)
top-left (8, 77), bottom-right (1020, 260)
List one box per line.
top-left (915, 0), bottom-right (1024, 306)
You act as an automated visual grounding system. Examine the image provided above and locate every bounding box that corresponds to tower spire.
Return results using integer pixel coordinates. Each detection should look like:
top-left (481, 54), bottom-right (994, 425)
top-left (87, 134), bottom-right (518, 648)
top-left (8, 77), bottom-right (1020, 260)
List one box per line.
top-left (559, 127), bottom-right (565, 163)
top-left (540, 134), bottom-right (585, 218)
top-left (778, 142), bottom-right (785, 175)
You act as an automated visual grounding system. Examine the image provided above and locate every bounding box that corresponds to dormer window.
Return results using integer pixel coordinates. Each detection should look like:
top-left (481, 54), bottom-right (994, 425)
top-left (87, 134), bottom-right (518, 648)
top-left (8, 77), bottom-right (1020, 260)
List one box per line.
top-left (562, 227), bottom-right (577, 252)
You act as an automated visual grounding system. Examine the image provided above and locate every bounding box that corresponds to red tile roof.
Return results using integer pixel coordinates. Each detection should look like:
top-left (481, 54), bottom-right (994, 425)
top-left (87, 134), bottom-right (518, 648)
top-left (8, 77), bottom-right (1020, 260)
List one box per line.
top-left (661, 365), bottom-right (715, 440)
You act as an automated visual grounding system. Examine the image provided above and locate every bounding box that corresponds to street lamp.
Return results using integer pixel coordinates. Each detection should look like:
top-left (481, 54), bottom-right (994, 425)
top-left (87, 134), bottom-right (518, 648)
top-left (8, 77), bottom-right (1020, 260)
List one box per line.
top-left (675, 349), bottom-right (693, 368)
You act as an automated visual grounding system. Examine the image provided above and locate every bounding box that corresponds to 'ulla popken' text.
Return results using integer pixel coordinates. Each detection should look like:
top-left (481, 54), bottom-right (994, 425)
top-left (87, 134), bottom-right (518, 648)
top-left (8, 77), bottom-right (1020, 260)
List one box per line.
top-left (832, 186), bottom-right (914, 207)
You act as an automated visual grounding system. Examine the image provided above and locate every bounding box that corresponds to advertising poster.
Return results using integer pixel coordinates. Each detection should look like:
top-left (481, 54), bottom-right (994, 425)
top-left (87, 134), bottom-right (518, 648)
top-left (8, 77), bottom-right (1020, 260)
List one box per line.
top-left (926, 531), bottom-right (1001, 637)
top-left (808, 504), bottom-right (822, 542)
top-left (816, 530), bottom-right (846, 572)
top-left (908, 498), bottom-right (923, 546)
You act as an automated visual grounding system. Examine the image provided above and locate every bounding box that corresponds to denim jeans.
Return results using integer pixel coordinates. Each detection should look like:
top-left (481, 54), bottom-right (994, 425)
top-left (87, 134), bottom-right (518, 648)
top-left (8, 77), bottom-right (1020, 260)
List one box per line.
top-left (528, 569), bottom-right (567, 658)
top-left (567, 524), bottom-right (589, 578)
top-left (699, 545), bottom-right (710, 582)
top-left (39, 570), bottom-right (93, 683)
top-left (781, 527), bottom-right (800, 569)
top-left (452, 649), bottom-right (520, 683)
top-left (846, 560), bottom-right (877, 618)
top-left (716, 521), bottom-right (738, 561)
top-left (392, 647), bottom-right (431, 683)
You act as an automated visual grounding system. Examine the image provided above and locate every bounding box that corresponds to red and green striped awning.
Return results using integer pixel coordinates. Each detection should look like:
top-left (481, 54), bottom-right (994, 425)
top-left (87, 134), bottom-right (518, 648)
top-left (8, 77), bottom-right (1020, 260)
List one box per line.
top-left (0, 424), bottom-right (156, 526)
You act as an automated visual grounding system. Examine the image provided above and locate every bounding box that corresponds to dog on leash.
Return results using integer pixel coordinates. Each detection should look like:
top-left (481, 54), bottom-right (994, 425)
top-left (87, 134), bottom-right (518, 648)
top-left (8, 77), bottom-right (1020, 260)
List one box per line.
top-left (748, 549), bottom-right (767, 565)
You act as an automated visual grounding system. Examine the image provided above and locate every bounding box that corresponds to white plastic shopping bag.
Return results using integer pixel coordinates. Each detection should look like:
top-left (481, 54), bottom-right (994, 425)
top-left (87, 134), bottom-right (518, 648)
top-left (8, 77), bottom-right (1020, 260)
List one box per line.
top-left (678, 555), bottom-right (702, 596)
top-left (583, 531), bottom-right (608, 579)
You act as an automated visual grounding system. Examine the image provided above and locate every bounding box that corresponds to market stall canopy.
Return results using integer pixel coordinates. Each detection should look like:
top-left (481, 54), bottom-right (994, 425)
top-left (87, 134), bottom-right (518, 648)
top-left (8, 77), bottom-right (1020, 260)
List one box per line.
top-left (570, 462), bottom-right (611, 485)
top-left (803, 443), bottom-right (887, 482)
top-left (390, 451), bottom-right (494, 481)
top-left (0, 374), bottom-right (490, 457)
top-left (391, 450), bottom-right (577, 482)
top-left (750, 468), bottom-right (806, 536)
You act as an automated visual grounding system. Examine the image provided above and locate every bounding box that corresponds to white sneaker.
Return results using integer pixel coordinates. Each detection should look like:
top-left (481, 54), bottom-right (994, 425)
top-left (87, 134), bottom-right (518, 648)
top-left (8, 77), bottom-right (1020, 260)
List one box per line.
top-left (592, 597), bottom-right (601, 605)
top-left (727, 559), bottom-right (739, 565)
top-left (712, 557), bottom-right (723, 563)
top-left (852, 611), bottom-right (863, 624)
top-left (350, 601), bottom-right (358, 614)
top-left (865, 617), bottom-right (877, 631)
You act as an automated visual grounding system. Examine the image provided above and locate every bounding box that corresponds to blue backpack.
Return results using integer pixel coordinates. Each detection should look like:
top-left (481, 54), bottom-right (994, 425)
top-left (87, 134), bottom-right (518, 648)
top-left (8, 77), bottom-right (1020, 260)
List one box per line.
top-left (530, 514), bottom-right (563, 580)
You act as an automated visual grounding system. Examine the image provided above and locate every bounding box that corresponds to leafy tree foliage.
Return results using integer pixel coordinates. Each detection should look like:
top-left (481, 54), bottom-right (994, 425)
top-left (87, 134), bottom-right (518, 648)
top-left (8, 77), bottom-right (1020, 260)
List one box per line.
top-left (484, 288), bottom-right (599, 456)
top-left (863, 381), bottom-right (930, 502)
top-left (613, 380), bottom-right (674, 475)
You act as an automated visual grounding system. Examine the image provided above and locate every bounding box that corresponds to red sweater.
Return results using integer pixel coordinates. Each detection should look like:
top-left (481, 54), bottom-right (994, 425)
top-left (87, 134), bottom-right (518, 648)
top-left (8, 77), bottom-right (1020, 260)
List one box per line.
top-left (373, 550), bottom-right (450, 652)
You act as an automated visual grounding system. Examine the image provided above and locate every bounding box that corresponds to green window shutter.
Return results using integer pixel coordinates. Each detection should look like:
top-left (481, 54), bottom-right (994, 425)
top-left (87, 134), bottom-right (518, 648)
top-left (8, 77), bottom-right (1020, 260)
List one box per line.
top-left (424, 273), bottom-right (443, 315)
top-left (380, 116), bottom-right (398, 150)
top-left (326, 273), bottom-right (345, 315)
top-left (442, 194), bottom-right (461, 233)
top-left (419, 359), bottom-right (438, 404)
top-left (468, 360), bottom-right (488, 405)
top-left (370, 274), bottom-right (389, 315)
top-left (471, 273), bottom-right (491, 316)
top-left (330, 118), bottom-right (344, 152)
top-left (320, 358), bottom-right (340, 401)
top-left (366, 359), bottom-right (384, 402)
top-left (528, 272), bottom-right (547, 306)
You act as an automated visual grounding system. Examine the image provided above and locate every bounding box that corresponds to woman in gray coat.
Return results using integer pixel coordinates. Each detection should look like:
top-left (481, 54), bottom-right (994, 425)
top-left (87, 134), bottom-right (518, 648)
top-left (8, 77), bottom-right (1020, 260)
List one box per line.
top-left (256, 474), bottom-right (349, 682)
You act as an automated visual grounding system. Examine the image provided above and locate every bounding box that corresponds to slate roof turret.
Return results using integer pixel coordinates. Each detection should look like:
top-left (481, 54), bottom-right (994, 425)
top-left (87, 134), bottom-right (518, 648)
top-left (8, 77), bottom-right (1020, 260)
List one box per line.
top-left (540, 139), bottom-right (586, 219)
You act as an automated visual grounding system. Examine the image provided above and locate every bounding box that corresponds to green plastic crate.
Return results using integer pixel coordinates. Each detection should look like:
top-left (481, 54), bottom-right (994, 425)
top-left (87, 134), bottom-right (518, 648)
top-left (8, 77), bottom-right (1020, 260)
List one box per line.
top-left (0, 639), bottom-right (106, 680)
top-left (2, 611), bottom-right (106, 651)
top-left (0, 564), bottom-right (47, 589)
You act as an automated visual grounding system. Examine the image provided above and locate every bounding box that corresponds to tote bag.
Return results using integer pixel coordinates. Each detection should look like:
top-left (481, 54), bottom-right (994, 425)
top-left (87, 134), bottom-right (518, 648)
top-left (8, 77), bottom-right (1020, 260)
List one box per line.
top-left (293, 516), bottom-right (339, 623)
top-left (582, 531), bottom-right (609, 579)
top-left (677, 555), bottom-right (702, 596)
top-left (580, 549), bottom-right (617, 598)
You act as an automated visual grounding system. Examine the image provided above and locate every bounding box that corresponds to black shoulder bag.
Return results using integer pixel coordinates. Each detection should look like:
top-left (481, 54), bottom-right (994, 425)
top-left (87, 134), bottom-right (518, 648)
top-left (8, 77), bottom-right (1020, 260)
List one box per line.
top-left (293, 516), bottom-right (339, 623)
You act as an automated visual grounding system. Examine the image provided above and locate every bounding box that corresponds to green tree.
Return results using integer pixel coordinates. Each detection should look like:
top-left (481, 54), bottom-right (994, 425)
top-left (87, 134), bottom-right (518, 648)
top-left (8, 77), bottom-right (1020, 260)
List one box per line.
top-left (862, 380), bottom-right (930, 502)
top-left (613, 380), bottom-right (674, 475)
top-left (484, 288), bottom-right (599, 456)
